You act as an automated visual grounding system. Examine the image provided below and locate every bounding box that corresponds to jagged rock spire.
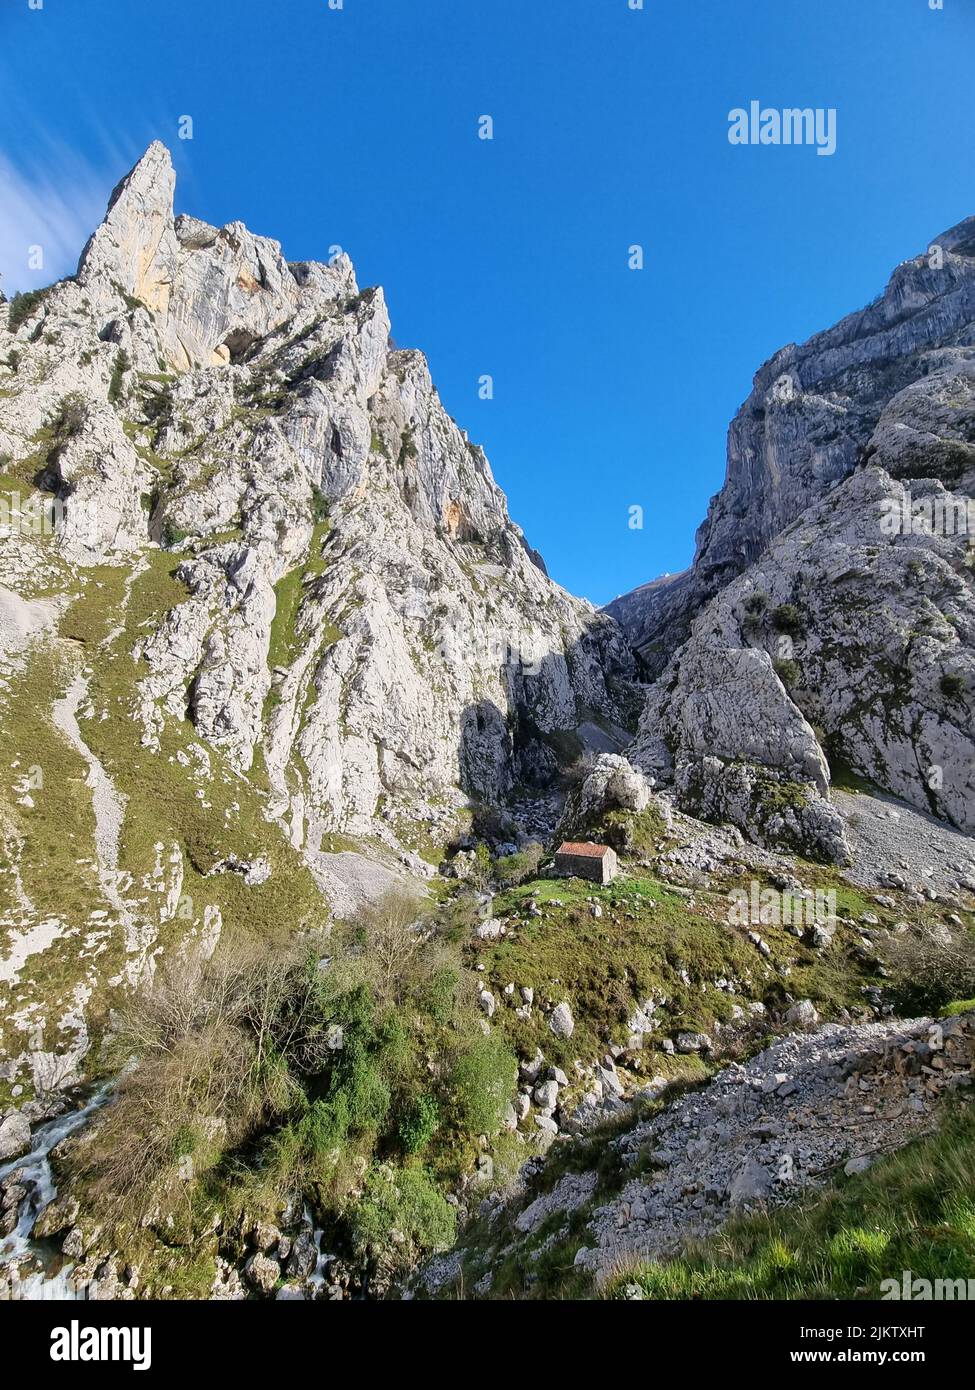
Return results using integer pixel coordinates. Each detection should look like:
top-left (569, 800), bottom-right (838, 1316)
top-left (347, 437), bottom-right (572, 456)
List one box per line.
top-left (77, 142), bottom-right (177, 315)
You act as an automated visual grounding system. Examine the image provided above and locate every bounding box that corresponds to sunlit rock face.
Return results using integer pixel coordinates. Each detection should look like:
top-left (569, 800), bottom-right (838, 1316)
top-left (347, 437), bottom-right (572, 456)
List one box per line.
top-left (613, 221), bottom-right (975, 852)
top-left (2, 141), bottom-right (639, 852)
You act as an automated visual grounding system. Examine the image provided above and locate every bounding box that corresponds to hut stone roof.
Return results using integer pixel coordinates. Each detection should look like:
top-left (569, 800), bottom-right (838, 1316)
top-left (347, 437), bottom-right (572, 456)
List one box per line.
top-left (556, 841), bottom-right (612, 858)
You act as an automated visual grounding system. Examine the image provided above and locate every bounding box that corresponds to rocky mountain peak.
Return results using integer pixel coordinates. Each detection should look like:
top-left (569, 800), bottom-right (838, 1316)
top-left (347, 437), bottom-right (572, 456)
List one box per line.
top-left (103, 138), bottom-right (175, 223)
top-left (937, 214), bottom-right (975, 257)
top-left (608, 221), bottom-right (975, 859)
top-left (610, 220), bottom-right (975, 673)
top-left (0, 141), bottom-right (639, 986)
top-left (76, 142), bottom-right (357, 373)
top-left (77, 141), bottom-right (178, 318)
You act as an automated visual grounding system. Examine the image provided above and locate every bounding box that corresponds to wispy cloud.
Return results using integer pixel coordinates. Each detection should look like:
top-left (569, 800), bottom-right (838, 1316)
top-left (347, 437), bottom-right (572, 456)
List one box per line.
top-left (0, 139), bottom-right (117, 296)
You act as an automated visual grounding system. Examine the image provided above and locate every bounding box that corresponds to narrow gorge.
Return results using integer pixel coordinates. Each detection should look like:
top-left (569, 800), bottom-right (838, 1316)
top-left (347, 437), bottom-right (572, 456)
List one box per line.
top-left (0, 146), bottom-right (973, 1302)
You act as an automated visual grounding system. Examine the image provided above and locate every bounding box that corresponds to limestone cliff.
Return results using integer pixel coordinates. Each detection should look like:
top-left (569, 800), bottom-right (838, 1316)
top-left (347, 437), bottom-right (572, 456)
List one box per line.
top-left (610, 223), bottom-right (975, 857)
top-left (0, 143), bottom-right (637, 1088)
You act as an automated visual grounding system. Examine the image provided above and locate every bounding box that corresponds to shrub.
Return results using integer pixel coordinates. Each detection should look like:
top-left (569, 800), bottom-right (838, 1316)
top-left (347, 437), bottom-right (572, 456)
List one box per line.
top-left (108, 348), bottom-right (130, 403)
top-left (774, 658), bottom-right (800, 688)
top-left (143, 380), bottom-right (174, 425)
top-left (310, 484), bottom-right (329, 524)
top-left (162, 518), bottom-right (190, 548)
top-left (397, 429), bottom-right (418, 466)
top-left (354, 891), bottom-right (433, 1009)
top-left (465, 842), bottom-right (493, 893)
top-left (494, 841), bottom-right (544, 888)
top-left (398, 1094), bottom-right (440, 1154)
top-left (450, 1033), bottom-right (517, 1135)
top-left (772, 603), bottom-right (805, 637)
top-left (349, 1164), bottom-right (456, 1276)
top-left (741, 593), bottom-right (769, 630)
top-left (442, 890), bottom-right (482, 939)
top-left (64, 888), bottom-right (497, 1269)
top-left (64, 940), bottom-right (331, 1216)
top-left (886, 929), bottom-right (975, 1015)
top-left (422, 963), bottom-right (460, 1024)
top-left (333, 1038), bottom-right (392, 1133)
top-left (7, 286), bottom-right (52, 332)
top-left (51, 392), bottom-right (87, 446)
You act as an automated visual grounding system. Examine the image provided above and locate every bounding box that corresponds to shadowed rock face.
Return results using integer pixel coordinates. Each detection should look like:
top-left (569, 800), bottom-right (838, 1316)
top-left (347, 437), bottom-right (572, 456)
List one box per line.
top-left (611, 221), bottom-right (975, 855)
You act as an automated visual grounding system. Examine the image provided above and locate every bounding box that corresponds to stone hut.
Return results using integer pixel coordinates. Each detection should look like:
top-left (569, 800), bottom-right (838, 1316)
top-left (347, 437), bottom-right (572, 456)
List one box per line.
top-left (554, 841), bottom-right (618, 885)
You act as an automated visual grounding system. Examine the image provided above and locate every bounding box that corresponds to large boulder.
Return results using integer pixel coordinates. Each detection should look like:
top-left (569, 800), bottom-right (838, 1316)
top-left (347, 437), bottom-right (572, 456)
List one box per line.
top-left (0, 1112), bottom-right (31, 1163)
top-left (674, 756), bottom-right (851, 866)
top-left (559, 753), bottom-right (660, 842)
top-left (549, 1002), bottom-right (575, 1039)
top-left (579, 754), bottom-right (653, 820)
top-left (244, 1252), bottom-right (281, 1296)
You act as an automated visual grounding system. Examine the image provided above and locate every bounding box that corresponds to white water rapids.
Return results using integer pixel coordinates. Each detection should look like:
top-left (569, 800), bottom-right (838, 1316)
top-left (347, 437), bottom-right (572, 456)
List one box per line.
top-left (1, 1105), bottom-right (340, 1300)
top-left (0, 1085), bottom-right (112, 1300)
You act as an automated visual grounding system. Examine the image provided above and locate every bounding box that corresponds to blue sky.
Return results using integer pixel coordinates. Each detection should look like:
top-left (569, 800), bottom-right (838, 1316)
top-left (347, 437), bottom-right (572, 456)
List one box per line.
top-left (1, 0), bottom-right (973, 605)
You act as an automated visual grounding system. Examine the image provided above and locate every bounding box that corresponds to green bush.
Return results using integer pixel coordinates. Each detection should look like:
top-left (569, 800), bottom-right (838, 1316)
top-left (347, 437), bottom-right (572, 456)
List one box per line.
top-left (774, 657), bottom-right (800, 687)
top-left (741, 593), bottom-right (769, 630)
top-left (941, 672), bottom-right (966, 699)
top-left (62, 890), bottom-right (504, 1278)
top-left (469, 842), bottom-right (493, 891)
top-left (296, 1095), bottom-right (352, 1157)
top-left (399, 1094), bottom-right (440, 1154)
top-left (349, 1164), bottom-right (456, 1273)
top-left (422, 964), bottom-right (460, 1025)
top-left (162, 519), bottom-right (190, 548)
top-left (494, 842), bottom-right (544, 888)
top-left (772, 603), bottom-right (804, 637)
top-left (321, 985), bottom-right (392, 1133)
top-left (7, 286), bottom-right (52, 332)
top-left (52, 392), bottom-right (87, 445)
top-left (108, 348), bottom-right (131, 403)
top-left (450, 1034), bottom-right (517, 1135)
top-left (341, 1044), bottom-right (392, 1132)
top-left (311, 484), bottom-right (329, 524)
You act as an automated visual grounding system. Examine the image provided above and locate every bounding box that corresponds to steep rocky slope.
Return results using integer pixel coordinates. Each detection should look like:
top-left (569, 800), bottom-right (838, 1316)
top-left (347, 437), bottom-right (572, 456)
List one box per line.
top-left (422, 1008), bottom-right (975, 1299)
top-left (609, 217), bottom-right (975, 671)
top-left (0, 143), bottom-right (636, 1091)
top-left (610, 222), bottom-right (975, 859)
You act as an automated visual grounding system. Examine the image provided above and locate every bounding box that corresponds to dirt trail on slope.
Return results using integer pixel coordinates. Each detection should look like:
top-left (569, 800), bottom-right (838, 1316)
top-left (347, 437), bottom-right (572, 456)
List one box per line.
top-left (50, 666), bottom-right (132, 926)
